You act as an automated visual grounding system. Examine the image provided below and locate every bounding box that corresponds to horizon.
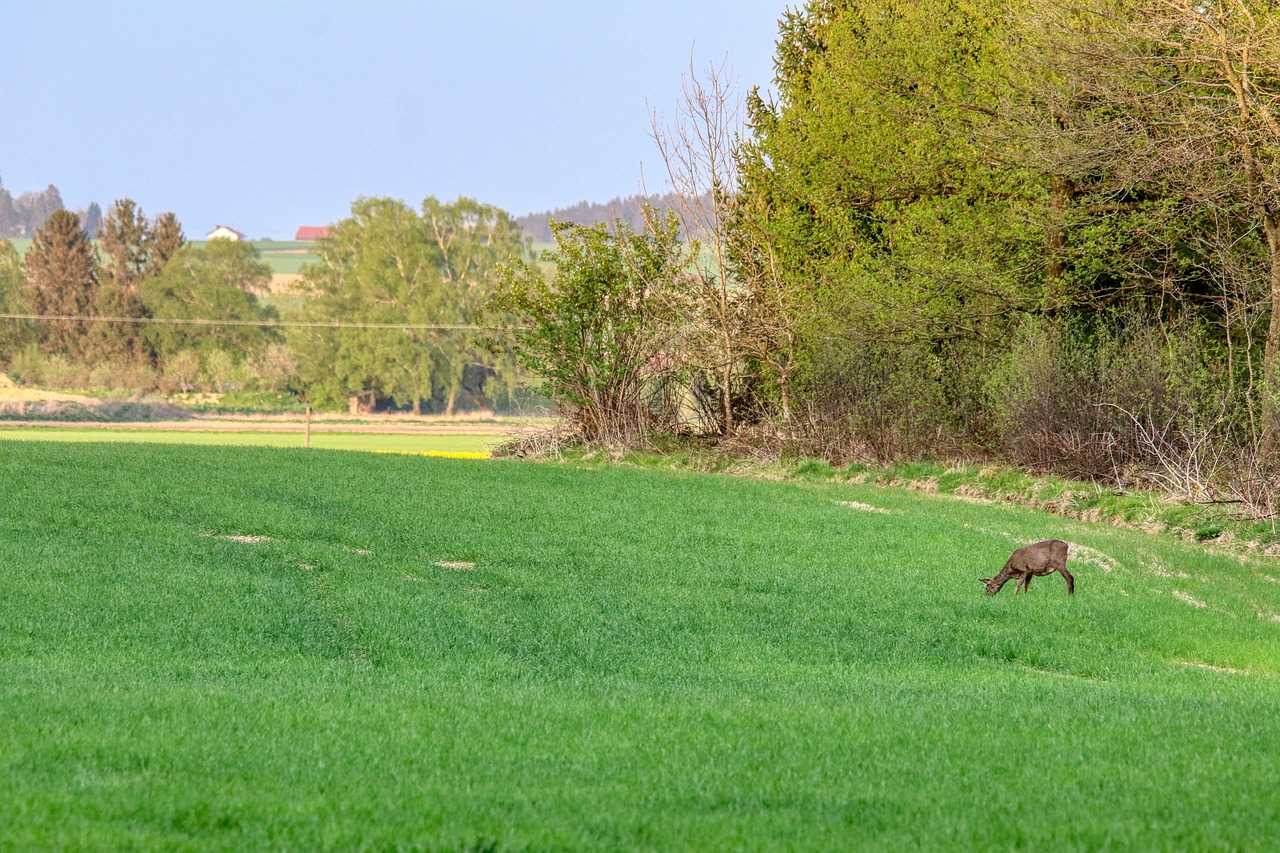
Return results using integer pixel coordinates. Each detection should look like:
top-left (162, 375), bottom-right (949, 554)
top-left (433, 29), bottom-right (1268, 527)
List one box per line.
top-left (1, 1), bottom-right (785, 240)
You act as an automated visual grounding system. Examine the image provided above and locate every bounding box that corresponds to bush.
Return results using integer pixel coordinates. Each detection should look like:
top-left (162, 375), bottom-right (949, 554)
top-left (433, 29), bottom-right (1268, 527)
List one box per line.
top-left (496, 212), bottom-right (686, 444)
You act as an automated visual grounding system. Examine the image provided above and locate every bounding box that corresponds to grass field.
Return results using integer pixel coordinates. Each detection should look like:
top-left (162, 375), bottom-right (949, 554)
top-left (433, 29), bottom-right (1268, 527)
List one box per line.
top-left (8, 238), bottom-right (319, 277)
top-left (2, 442), bottom-right (1279, 848)
top-left (0, 428), bottom-right (498, 456)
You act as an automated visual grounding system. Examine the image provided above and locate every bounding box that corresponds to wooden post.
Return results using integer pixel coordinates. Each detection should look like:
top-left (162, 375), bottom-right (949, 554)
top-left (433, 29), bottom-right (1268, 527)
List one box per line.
top-left (305, 404), bottom-right (312, 449)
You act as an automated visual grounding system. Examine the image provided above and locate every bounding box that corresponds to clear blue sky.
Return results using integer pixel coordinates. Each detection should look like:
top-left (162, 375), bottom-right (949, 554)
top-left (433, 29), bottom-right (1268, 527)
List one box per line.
top-left (0, 1), bottom-right (787, 239)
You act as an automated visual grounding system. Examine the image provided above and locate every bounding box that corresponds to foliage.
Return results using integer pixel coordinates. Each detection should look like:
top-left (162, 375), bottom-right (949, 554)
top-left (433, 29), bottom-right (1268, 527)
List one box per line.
top-left (0, 238), bottom-right (34, 361)
top-left (139, 240), bottom-right (277, 360)
top-left (497, 212), bottom-right (686, 443)
top-left (293, 197), bottom-right (525, 414)
top-left (22, 209), bottom-right (97, 358)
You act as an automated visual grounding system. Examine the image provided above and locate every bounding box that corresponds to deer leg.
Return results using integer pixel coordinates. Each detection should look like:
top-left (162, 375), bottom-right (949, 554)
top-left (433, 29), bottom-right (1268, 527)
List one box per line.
top-left (1060, 567), bottom-right (1075, 596)
top-left (1024, 573), bottom-right (1034, 593)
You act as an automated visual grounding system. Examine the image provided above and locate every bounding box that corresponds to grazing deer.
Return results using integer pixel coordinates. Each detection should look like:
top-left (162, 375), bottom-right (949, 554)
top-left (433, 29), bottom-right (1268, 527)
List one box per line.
top-left (980, 539), bottom-right (1074, 597)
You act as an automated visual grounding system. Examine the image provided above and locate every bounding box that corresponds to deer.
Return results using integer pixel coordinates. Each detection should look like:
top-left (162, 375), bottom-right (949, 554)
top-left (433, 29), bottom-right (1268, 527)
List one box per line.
top-left (980, 539), bottom-right (1074, 597)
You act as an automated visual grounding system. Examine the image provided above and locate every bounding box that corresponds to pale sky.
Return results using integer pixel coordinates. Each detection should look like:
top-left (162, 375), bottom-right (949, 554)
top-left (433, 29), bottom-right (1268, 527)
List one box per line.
top-left (0, 1), bottom-right (787, 238)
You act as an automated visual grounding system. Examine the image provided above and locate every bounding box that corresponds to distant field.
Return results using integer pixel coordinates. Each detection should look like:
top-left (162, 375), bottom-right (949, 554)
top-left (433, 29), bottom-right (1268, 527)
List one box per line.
top-left (2, 441), bottom-right (1279, 848)
top-left (5, 237), bottom-right (318, 277)
top-left (0, 427), bottom-right (498, 456)
top-left (189, 240), bottom-right (320, 276)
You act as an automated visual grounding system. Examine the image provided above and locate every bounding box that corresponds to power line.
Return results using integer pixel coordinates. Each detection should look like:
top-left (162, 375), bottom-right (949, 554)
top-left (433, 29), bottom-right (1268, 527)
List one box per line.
top-left (0, 313), bottom-right (522, 332)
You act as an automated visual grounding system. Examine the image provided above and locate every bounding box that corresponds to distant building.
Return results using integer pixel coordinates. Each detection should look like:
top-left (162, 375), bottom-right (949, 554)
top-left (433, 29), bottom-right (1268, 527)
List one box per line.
top-left (206, 225), bottom-right (245, 241)
top-left (294, 225), bottom-right (332, 241)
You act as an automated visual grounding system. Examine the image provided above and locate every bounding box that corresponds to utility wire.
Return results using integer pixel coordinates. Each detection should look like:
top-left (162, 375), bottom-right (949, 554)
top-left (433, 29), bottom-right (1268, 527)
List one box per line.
top-left (0, 313), bottom-right (523, 332)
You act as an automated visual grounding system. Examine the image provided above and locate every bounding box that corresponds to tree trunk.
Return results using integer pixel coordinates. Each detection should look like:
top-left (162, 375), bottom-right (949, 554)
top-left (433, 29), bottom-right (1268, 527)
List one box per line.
top-left (1045, 176), bottom-right (1074, 309)
top-left (1261, 218), bottom-right (1280, 462)
top-left (720, 356), bottom-right (734, 436)
top-left (779, 366), bottom-right (792, 426)
top-left (413, 395), bottom-right (422, 416)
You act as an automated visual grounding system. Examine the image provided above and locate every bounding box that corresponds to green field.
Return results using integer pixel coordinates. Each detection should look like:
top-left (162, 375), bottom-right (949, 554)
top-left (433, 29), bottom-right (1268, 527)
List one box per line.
top-left (0, 428), bottom-right (497, 456)
top-left (7, 238), bottom-right (319, 277)
top-left (2, 442), bottom-right (1279, 849)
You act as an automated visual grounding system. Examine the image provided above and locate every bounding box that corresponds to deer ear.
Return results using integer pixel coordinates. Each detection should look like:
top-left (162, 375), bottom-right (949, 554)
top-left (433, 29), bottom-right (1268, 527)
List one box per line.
top-left (978, 578), bottom-right (991, 584)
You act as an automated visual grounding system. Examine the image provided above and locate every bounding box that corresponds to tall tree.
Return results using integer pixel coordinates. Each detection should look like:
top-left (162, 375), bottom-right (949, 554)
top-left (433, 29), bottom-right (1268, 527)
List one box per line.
top-left (23, 210), bottom-right (97, 357)
top-left (1025, 0), bottom-right (1280, 454)
top-left (139, 240), bottom-right (275, 360)
top-left (147, 212), bottom-right (186, 277)
top-left (90, 199), bottom-right (151, 361)
top-left (652, 59), bottom-right (745, 435)
top-left (81, 202), bottom-right (103, 239)
top-left (294, 197), bottom-right (524, 415)
top-left (736, 0), bottom-right (1042, 426)
top-left (0, 239), bottom-right (33, 361)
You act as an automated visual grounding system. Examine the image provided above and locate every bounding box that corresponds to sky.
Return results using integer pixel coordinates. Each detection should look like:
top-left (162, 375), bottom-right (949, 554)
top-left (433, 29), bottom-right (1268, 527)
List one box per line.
top-left (0, 1), bottom-right (787, 239)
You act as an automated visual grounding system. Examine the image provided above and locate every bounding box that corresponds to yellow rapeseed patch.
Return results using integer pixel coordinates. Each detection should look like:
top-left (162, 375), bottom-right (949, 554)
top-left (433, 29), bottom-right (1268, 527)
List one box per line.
top-left (373, 449), bottom-right (492, 460)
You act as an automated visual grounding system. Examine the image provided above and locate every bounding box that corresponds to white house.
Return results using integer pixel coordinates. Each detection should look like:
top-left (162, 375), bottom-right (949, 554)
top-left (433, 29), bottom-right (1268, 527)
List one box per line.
top-left (206, 225), bottom-right (245, 241)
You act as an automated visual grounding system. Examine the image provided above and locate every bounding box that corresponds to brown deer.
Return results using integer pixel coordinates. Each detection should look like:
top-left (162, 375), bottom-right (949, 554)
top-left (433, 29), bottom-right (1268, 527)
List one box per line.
top-left (980, 539), bottom-right (1074, 596)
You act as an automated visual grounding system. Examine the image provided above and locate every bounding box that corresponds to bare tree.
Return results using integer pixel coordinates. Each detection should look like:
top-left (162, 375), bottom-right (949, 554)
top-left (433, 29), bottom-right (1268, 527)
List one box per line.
top-left (651, 57), bottom-right (745, 435)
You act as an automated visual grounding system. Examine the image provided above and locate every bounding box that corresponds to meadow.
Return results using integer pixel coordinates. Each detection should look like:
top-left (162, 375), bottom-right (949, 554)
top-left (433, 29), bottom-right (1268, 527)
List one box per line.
top-left (2, 441), bottom-right (1278, 849)
top-left (10, 238), bottom-right (319, 277)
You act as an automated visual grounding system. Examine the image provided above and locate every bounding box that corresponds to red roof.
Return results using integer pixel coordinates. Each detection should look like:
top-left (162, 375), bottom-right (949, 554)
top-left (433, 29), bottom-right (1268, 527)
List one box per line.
top-left (294, 226), bottom-right (331, 241)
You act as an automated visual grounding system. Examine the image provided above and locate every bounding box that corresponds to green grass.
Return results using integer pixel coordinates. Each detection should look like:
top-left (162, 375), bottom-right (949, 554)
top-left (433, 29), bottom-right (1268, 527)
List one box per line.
top-left (2, 442), bottom-right (1279, 849)
top-left (0, 428), bottom-right (498, 456)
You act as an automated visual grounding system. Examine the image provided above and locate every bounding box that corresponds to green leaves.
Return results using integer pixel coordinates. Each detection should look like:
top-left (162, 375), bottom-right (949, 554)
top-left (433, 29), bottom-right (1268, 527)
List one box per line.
top-left (139, 240), bottom-right (276, 360)
top-left (293, 197), bottom-right (525, 413)
top-left (496, 212), bottom-right (685, 440)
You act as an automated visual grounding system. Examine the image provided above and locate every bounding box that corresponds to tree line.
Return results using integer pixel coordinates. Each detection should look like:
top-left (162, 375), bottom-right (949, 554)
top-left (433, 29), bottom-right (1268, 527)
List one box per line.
top-left (0, 197), bottom-right (532, 413)
top-left (496, 0), bottom-right (1280, 512)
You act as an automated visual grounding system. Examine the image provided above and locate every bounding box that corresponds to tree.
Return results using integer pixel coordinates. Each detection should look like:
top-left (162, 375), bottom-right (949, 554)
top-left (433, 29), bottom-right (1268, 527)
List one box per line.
top-left (735, 0), bottom-right (1042, 438)
top-left (139, 240), bottom-right (276, 361)
top-left (294, 196), bottom-right (524, 414)
top-left (0, 239), bottom-right (33, 362)
top-left (652, 58), bottom-right (747, 435)
top-left (147, 212), bottom-right (186, 277)
top-left (420, 197), bottom-right (527, 414)
top-left (497, 212), bottom-right (685, 443)
top-left (23, 210), bottom-right (98, 357)
top-left (1024, 0), bottom-right (1280, 455)
top-left (14, 185), bottom-right (64, 236)
top-left (90, 199), bottom-right (152, 361)
top-left (81, 202), bottom-right (103, 238)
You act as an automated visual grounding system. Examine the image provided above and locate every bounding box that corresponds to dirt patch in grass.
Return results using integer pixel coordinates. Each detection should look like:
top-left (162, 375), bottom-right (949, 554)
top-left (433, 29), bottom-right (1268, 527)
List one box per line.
top-left (1175, 659), bottom-right (1253, 676)
top-left (1173, 591), bottom-right (1209, 609)
top-left (1144, 556), bottom-right (1191, 580)
top-left (835, 500), bottom-right (889, 514)
top-left (1068, 543), bottom-right (1118, 574)
top-left (200, 531), bottom-right (273, 544)
top-left (436, 560), bottom-right (476, 571)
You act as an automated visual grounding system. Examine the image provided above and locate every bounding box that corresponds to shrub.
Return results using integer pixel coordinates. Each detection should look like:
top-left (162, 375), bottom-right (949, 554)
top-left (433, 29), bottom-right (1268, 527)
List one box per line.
top-left (496, 212), bottom-right (686, 444)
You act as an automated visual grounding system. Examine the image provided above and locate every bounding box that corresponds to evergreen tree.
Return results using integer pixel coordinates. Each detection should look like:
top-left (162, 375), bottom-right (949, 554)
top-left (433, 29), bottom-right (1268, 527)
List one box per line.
top-left (146, 212), bottom-right (186, 277)
top-left (89, 199), bottom-right (151, 361)
top-left (81, 202), bottom-right (103, 239)
top-left (23, 210), bottom-right (97, 357)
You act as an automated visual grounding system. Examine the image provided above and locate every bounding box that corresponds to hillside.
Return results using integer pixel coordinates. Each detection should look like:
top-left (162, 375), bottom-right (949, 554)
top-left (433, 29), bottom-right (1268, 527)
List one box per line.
top-left (517, 192), bottom-right (710, 243)
top-left (2, 442), bottom-right (1278, 848)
